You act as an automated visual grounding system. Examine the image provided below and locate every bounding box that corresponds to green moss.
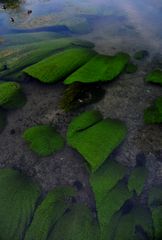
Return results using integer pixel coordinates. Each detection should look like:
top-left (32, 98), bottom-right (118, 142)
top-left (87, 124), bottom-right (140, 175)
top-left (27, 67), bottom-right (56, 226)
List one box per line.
top-left (59, 83), bottom-right (105, 112)
top-left (128, 166), bottom-right (148, 196)
top-left (67, 110), bottom-right (127, 172)
top-left (23, 125), bottom-right (65, 157)
top-left (0, 168), bottom-right (41, 240)
top-left (0, 82), bottom-right (26, 109)
top-left (145, 69), bottom-right (162, 85)
top-left (24, 48), bottom-right (96, 83)
top-left (24, 186), bottom-right (76, 240)
top-left (64, 52), bottom-right (130, 84)
top-left (48, 204), bottom-right (100, 240)
top-left (0, 109), bottom-right (6, 133)
top-left (144, 97), bottom-right (162, 124)
top-left (134, 50), bottom-right (149, 60)
top-left (125, 63), bottom-right (137, 73)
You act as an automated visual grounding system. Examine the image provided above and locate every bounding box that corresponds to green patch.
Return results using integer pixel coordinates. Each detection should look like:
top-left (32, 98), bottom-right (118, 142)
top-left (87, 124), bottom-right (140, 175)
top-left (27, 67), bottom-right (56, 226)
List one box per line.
top-left (144, 96), bottom-right (162, 124)
top-left (0, 109), bottom-right (6, 133)
top-left (125, 63), bottom-right (137, 73)
top-left (0, 168), bottom-right (41, 240)
top-left (24, 186), bottom-right (76, 240)
top-left (59, 82), bottom-right (105, 112)
top-left (145, 69), bottom-right (162, 85)
top-left (0, 82), bottom-right (26, 109)
top-left (24, 48), bottom-right (96, 83)
top-left (128, 166), bottom-right (148, 196)
top-left (23, 125), bottom-right (65, 157)
top-left (67, 110), bottom-right (127, 172)
top-left (134, 50), bottom-right (149, 60)
top-left (64, 52), bottom-right (130, 84)
top-left (48, 204), bottom-right (100, 240)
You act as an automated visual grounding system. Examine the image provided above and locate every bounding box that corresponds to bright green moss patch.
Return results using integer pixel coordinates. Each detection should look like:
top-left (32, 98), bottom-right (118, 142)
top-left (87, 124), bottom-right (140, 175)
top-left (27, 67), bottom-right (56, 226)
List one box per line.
top-left (67, 110), bottom-right (127, 172)
top-left (64, 52), bottom-right (130, 84)
top-left (24, 48), bottom-right (96, 83)
top-left (0, 82), bottom-right (26, 109)
top-left (128, 166), bottom-right (148, 196)
top-left (48, 204), bottom-right (100, 240)
top-left (23, 125), bottom-right (64, 157)
top-left (144, 96), bottom-right (162, 124)
top-left (0, 109), bottom-right (6, 133)
top-left (0, 168), bottom-right (41, 240)
top-left (125, 63), bottom-right (137, 73)
top-left (134, 50), bottom-right (149, 60)
top-left (25, 186), bottom-right (76, 240)
top-left (145, 69), bottom-right (162, 85)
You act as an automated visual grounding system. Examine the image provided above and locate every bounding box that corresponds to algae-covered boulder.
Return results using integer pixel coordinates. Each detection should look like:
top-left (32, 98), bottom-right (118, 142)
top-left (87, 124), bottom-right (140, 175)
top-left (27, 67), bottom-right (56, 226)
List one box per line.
top-left (67, 111), bottom-right (127, 172)
top-left (48, 204), bottom-right (100, 240)
top-left (25, 186), bottom-right (76, 240)
top-left (24, 48), bottom-right (96, 83)
top-left (0, 109), bottom-right (6, 133)
top-left (64, 52), bottom-right (130, 84)
top-left (23, 125), bottom-right (65, 157)
top-left (145, 69), bottom-right (162, 85)
top-left (0, 168), bottom-right (41, 240)
top-left (125, 63), bottom-right (137, 74)
top-left (144, 96), bottom-right (162, 124)
top-left (0, 82), bottom-right (26, 109)
top-left (134, 50), bottom-right (149, 60)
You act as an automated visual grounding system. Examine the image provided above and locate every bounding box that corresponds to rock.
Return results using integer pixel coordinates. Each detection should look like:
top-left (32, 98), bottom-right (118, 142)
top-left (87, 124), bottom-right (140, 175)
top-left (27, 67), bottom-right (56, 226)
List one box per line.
top-left (134, 50), bottom-right (149, 60)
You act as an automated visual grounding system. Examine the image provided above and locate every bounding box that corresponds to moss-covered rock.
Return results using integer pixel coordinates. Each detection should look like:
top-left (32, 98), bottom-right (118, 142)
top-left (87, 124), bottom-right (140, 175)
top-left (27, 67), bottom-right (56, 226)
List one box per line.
top-left (145, 69), bottom-right (162, 85)
top-left (48, 204), bottom-right (100, 240)
top-left (125, 63), bottom-right (137, 73)
top-left (24, 186), bottom-right (76, 240)
top-left (144, 97), bottom-right (162, 124)
top-left (24, 48), bottom-right (96, 83)
top-left (67, 110), bottom-right (127, 172)
top-left (23, 125), bottom-right (65, 157)
top-left (0, 109), bottom-right (6, 133)
top-left (0, 168), bottom-right (41, 240)
top-left (134, 50), bottom-right (149, 60)
top-left (64, 52), bottom-right (130, 84)
top-left (0, 82), bottom-right (26, 109)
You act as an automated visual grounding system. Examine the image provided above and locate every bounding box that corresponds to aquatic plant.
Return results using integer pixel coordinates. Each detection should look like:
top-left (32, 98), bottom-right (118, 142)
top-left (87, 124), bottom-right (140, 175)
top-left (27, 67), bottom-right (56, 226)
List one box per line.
top-left (0, 109), bottom-right (6, 133)
top-left (144, 96), bottom-right (162, 124)
top-left (24, 186), bottom-right (76, 240)
top-left (67, 110), bottom-right (127, 172)
top-left (23, 125), bottom-right (65, 157)
top-left (24, 48), bottom-right (96, 83)
top-left (134, 50), bottom-right (149, 60)
top-left (64, 52), bottom-right (130, 84)
top-left (125, 62), bottom-right (137, 73)
top-left (0, 168), bottom-right (41, 240)
top-left (59, 82), bottom-right (105, 112)
top-left (145, 69), bottom-right (162, 85)
top-left (0, 82), bottom-right (26, 109)
top-left (48, 204), bottom-right (100, 240)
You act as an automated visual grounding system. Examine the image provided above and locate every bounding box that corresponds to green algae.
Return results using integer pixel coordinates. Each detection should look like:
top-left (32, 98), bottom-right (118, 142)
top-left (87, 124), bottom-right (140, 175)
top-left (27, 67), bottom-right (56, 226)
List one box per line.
top-left (23, 125), bottom-right (65, 157)
top-left (0, 109), bottom-right (6, 133)
top-left (0, 82), bottom-right (26, 109)
top-left (125, 62), bottom-right (137, 73)
top-left (144, 96), bottom-right (162, 124)
top-left (67, 110), bottom-right (127, 172)
top-left (145, 69), bottom-right (162, 85)
top-left (24, 48), bottom-right (96, 83)
top-left (134, 50), bottom-right (149, 60)
top-left (0, 168), bottom-right (41, 240)
top-left (64, 52), bottom-right (130, 84)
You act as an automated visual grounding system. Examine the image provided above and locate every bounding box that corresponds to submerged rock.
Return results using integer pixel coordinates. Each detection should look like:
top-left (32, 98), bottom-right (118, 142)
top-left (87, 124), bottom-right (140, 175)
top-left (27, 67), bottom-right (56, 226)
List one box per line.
top-left (145, 69), bottom-right (162, 85)
top-left (134, 50), bottom-right (149, 60)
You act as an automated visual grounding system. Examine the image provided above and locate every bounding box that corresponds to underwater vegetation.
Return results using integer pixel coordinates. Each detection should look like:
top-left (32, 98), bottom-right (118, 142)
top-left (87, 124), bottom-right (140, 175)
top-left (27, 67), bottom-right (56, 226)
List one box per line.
top-left (125, 62), bottom-right (138, 74)
top-left (145, 69), bottom-right (162, 85)
top-left (144, 96), bottom-right (162, 124)
top-left (0, 0), bottom-right (21, 9)
top-left (134, 50), bottom-right (149, 60)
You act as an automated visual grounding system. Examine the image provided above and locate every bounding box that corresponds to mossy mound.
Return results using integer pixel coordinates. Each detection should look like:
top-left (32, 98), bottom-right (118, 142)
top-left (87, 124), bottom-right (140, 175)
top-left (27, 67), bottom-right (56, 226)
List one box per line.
top-left (64, 52), bottom-right (130, 84)
top-left (145, 69), bottom-right (162, 85)
top-left (0, 168), bottom-right (41, 240)
top-left (24, 186), bottom-right (76, 240)
top-left (24, 48), bottom-right (96, 83)
top-left (59, 82), bottom-right (105, 112)
top-left (23, 125), bottom-right (65, 157)
top-left (67, 111), bottom-right (127, 172)
top-left (144, 96), bottom-right (162, 124)
top-left (0, 109), bottom-right (6, 133)
top-left (134, 50), bottom-right (149, 60)
top-left (0, 82), bottom-right (26, 109)
top-left (125, 63), bottom-right (137, 73)
top-left (48, 204), bottom-right (100, 240)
